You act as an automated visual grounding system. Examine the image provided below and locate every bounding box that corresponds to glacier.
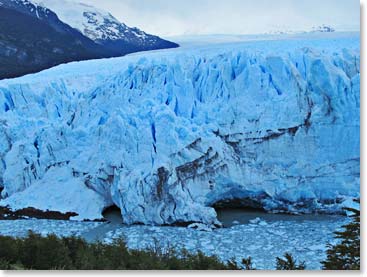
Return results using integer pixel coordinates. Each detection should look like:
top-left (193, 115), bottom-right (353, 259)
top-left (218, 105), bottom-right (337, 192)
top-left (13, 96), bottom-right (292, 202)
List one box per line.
top-left (0, 33), bottom-right (360, 225)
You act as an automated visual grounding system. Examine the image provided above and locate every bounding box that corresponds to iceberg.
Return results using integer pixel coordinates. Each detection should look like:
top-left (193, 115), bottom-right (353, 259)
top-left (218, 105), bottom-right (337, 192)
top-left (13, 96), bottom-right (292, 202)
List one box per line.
top-left (0, 33), bottom-right (360, 225)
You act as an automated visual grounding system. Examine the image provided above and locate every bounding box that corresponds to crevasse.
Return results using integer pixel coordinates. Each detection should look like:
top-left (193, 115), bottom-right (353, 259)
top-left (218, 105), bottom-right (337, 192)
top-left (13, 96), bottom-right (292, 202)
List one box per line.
top-left (0, 36), bottom-right (360, 224)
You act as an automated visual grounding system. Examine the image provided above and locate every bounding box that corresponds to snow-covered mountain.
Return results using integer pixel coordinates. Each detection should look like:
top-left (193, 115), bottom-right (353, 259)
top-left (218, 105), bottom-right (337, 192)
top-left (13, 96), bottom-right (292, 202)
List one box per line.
top-left (0, 0), bottom-right (178, 79)
top-left (0, 0), bottom-right (109, 79)
top-left (31, 0), bottom-right (178, 55)
top-left (266, 25), bottom-right (336, 35)
top-left (0, 34), bottom-right (360, 224)
top-left (1, 0), bottom-right (52, 20)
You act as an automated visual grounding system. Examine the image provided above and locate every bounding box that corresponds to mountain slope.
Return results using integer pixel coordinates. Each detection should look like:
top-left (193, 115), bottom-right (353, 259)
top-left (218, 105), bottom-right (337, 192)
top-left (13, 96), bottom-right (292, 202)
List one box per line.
top-left (0, 2), bottom-right (108, 79)
top-left (0, 0), bottom-right (178, 79)
top-left (32, 0), bottom-right (179, 55)
top-left (0, 34), bottom-right (360, 224)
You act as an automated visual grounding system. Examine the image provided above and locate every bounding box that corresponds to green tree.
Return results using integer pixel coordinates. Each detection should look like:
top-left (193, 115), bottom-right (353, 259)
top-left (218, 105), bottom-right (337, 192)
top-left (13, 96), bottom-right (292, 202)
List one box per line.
top-left (242, 257), bottom-right (255, 270)
top-left (0, 232), bottom-right (241, 270)
top-left (227, 257), bottom-right (255, 270)
top-left (19, 232), bottom-right (72, 269)
top-left (276, 253), bottom-right (306, 270)
top-left (0, 259), bottom-right (11, 270)
top-left (322, 204), bottom-right (360, 270)
top-left (0, 236), bottom-right (19, 264)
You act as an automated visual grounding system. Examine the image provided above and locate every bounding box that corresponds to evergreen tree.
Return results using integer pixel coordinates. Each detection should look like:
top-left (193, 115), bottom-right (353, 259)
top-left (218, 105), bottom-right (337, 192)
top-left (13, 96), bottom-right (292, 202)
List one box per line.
top-left (227, 257), bottom-right (255, 270)
top-left (241, 257), bottom-right (255, 270)
top-left (276, 253), bottom-right (306, 270)
top-left (322, 204), bottom-right (360, 270)
top-left (0, 259), bottom-right (11, 270)
top-left (0, 232), bottom-right (241, 270)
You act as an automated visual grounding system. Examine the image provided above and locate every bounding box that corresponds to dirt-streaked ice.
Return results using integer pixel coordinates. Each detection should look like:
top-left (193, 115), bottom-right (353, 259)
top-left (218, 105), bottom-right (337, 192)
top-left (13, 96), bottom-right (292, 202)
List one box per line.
top-left (0, 33), bottom-right (360, 225)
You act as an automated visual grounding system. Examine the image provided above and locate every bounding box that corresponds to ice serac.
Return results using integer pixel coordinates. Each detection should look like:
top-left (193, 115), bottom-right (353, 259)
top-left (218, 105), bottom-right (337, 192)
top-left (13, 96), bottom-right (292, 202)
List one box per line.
top-left (0, 35), bottom-right (360, 224)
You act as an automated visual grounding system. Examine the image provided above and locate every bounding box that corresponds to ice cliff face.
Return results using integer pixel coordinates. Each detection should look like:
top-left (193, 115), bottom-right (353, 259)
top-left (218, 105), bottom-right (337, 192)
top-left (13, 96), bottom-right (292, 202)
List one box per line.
top-left (0, 34), bottom-right (360, 224)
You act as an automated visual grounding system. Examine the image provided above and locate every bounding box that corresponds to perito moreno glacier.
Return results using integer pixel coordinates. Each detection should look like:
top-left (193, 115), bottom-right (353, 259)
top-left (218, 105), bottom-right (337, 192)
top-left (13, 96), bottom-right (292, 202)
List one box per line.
top-left (0, 33), bottom-right (360, 226)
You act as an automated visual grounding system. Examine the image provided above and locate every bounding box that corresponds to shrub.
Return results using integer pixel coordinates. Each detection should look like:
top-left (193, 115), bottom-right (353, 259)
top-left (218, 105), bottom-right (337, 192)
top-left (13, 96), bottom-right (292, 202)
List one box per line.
top-left (19, 232), bottom-right (72, 269)
top-left (0, 259), bottom-right (11, 270)
top-left (0, 232), bottom-right (240, 270)
top-left (0, 236), bottom-right (19, 263)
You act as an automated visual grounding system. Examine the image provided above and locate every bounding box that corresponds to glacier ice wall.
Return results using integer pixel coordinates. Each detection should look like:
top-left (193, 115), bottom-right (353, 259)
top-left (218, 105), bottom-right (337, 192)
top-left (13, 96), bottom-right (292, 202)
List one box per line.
top-left (0, 36), bottom-right (360, 224)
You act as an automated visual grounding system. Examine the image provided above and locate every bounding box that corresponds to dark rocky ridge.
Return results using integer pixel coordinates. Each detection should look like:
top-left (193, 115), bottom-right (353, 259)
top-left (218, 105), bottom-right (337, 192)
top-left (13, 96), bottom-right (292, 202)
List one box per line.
top-left (0, 205), bottom-right (78, 220)
top-left (0, 0), bottom-right (178, 79)
top-left (0, 5), bottom-right (105, 79)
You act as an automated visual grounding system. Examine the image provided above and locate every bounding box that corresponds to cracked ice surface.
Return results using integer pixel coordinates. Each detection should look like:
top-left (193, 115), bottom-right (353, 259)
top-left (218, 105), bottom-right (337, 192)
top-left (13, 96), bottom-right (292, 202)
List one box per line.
top-left (0, 33), bottom-right (360, 225)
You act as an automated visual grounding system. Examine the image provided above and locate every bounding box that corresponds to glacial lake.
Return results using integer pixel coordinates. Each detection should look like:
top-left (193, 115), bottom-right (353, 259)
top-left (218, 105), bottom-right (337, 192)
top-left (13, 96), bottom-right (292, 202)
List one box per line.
top-left (216, 208), bottom-right (343, 227)
top-left (0, 209), bottom-right (347, 270)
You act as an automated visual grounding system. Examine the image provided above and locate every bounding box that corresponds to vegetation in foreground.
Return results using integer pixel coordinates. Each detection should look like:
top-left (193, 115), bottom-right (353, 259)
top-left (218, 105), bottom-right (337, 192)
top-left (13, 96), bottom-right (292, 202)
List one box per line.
top-left (0, 232), bottom-right (309, 270)
top-left (321, 204), bottom-right (360, 270)
top-left (0, 231), bottom-right (240, 270)
top-left (275, 253), bottom-right (306, 270)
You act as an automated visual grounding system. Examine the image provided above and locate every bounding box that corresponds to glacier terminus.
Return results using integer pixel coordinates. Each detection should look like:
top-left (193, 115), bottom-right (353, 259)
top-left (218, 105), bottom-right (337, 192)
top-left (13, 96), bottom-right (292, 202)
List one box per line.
top-left (0, 33), bottom-right (360, 226)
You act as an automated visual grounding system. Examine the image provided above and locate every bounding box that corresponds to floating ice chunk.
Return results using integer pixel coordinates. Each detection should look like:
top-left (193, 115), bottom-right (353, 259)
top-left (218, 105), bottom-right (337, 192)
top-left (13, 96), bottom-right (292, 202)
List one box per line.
top-left (187, 223), bottom-right (214, 232)
top-left (249, 218), bottom-right (268, 226)
top-left (341, 198), bottom-right (360, 216)
top-left (249, 217), bottom-right (262, 224)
